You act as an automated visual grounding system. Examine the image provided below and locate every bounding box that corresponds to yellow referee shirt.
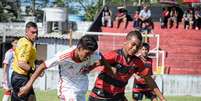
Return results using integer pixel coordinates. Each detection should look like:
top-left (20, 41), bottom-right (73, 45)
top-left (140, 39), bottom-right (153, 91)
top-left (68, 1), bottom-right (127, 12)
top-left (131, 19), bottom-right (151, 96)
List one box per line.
top-left (12, 37), bottom-right (37, 76)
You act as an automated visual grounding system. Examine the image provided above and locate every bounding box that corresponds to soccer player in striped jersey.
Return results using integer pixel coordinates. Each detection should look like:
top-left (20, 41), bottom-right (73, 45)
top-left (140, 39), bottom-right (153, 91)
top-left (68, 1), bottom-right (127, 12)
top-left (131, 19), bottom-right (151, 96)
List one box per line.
top-left (2, 38), bottom-right (18, 101)
top-left (132, 43), bottom-right (157, 101)
top-left (88, 31), bottom-right (166, 101)
top-left (18, 35), bottom-right (113, 101)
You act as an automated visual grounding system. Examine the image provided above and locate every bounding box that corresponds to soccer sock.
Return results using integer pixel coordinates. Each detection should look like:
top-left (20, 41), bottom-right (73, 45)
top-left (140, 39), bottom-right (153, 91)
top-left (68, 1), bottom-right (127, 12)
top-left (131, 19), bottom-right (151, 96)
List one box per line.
top-left (2, 94), bottom-right (10, 101)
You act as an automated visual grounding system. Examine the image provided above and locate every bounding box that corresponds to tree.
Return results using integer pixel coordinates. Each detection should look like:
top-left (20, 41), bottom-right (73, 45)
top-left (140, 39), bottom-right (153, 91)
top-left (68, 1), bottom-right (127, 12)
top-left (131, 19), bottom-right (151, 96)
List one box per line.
top-left (66, 0), bottom-right (170, 21)
top-left (106, 0), bottom-right (135, 6)
top-left (55, 0), bottom-right (65, 7)
top-left (0, 0), bottom-right (21, 22)
top-left (65, 0), bottom-right (103, 21)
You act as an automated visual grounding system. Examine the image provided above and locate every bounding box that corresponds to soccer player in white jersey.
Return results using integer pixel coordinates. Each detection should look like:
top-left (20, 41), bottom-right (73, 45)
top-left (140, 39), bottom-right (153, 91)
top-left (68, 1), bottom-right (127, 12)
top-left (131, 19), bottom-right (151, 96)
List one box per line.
top-left (18, 35), bottom-right (113, 101)
top-left (2, 38), bottom-right (18, 101)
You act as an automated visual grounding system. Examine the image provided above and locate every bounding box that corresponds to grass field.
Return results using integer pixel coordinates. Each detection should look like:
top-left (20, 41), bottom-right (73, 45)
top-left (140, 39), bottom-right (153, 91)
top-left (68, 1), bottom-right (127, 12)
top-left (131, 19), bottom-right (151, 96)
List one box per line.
top-left (1, 89), bottom-right (201, 101)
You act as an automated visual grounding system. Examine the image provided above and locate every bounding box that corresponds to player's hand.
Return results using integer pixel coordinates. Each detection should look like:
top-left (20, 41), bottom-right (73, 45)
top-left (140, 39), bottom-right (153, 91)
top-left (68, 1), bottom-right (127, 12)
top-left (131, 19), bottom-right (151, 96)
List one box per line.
top-left (40, 71), bottom-right (45, 77)
top-left (133, 74), bottom-right (141, 80)
top-left (110, 67), bottom-right (117, 77)
top-left (18, 85), bottom-right (31, 97)
top-left (2, 81), bottom-right (9, 89)
top-left (161, 98), bottom-right (167, 101)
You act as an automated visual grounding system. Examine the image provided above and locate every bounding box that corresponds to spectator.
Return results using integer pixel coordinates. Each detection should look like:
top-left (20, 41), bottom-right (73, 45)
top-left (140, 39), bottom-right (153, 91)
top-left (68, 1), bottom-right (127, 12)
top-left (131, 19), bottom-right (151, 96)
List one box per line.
top-left (161, 7), bottom-right (169, 28)
top-left (168, 7), bottom-right (179, 28)
top-left (133, 11), bottom-right (141, 28)
top-left (139, 22), bottom-right (149, 34)
top-left (182, 10), bottom-right (191, 30)
top-left (194, 10), bottom-right (201, 30)
top-left (189, 10), bottom-right (194, 29)
top-left (139, 5), bottom-right (151, 25)
top-left (115, 6), bottom-right (128, 28)
top-left (102, 6), bottom-right (112, 27)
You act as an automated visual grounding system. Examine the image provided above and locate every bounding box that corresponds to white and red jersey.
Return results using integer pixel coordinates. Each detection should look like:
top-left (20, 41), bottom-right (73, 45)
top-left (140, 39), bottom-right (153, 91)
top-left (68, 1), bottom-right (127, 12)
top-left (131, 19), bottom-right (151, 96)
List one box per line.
top-left (44, 46), bottom-right (101, 95)
top-left (2, 48), bottom-right (14, 89)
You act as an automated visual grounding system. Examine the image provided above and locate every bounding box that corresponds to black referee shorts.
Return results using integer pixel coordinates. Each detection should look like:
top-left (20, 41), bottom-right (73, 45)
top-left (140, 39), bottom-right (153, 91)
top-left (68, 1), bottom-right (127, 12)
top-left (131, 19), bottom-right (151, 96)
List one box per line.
top-left (88, 96), bottom-right (127, 101)
top-left (11, 71), bottom-right (35, 101)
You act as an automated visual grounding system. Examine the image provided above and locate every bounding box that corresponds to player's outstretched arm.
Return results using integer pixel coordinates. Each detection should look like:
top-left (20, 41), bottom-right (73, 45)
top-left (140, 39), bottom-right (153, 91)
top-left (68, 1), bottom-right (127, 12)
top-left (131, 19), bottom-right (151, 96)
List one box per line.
top-left (2, 63), bottom-right (9, 90)
top-left (18, 62), bottom-right (46, 97)
top-left (143, 76), bottom-right (166, 101)
top-left (18, 61), bottom-right (32, 72)
top-left (82, 52), bottom-right (116, 76)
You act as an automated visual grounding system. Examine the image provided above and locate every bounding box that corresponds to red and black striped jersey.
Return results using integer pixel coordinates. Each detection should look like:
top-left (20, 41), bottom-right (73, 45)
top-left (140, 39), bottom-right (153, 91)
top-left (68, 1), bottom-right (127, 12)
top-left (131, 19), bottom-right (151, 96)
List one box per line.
top-left (90, 49), bottom-right (147, 99)
top-left (133, 56), bottom-right (153, 92)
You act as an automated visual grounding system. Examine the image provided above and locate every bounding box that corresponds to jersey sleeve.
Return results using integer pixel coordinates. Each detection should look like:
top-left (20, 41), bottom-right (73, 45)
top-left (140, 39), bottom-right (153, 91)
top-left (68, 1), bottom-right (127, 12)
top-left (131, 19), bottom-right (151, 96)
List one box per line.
top-left (136, 59), bottom-right (149, 76)
top-left (88, 51), bottom-right (102, 65)
top-left (44, 48), bottom-right (73, 68)
top-left (44, 54), bottom-right (60, 68)
top-left (17, 41), bottom-right (32, 62)
top-left (3, 50), bottom-right (12, 64)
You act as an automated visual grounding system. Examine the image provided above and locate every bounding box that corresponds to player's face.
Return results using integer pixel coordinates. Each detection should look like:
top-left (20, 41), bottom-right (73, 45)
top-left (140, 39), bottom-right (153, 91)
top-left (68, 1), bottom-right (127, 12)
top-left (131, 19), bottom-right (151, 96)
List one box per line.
top-left (26, 27), bottom-right (38, 41)
top-left (78, 48), bottom-right (93, 62)
top-left (141, 46), bottom-right (149, 57)
top-left (125, 36), bottom-right (141, 56)
top-left (12, 40), bottom-right (18, 49)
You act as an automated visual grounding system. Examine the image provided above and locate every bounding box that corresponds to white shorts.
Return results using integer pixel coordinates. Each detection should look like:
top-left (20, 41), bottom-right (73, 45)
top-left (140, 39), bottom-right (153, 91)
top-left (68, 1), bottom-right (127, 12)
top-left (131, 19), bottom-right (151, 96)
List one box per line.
top-left (57, 78), bottom-right (88, 101)
top-left (59, 91), bottom-right (86, 101)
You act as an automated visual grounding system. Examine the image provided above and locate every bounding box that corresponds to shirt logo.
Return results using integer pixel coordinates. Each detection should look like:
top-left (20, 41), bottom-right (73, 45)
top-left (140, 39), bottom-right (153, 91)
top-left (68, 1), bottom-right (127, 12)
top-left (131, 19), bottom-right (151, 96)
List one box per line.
top-left (69, 65), bottom-right (74, 69)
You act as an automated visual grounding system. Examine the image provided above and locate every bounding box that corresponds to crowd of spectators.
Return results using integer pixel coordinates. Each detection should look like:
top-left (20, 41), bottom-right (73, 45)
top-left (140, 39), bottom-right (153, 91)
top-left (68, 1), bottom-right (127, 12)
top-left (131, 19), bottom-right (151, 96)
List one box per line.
top-left (115, 6), bottom-right (128, 28)
top-left (101, 4), bottom-right (201, 33)
top-left (160, 6), bottom-right (201, 30)
top-left (182, 7), bottom-right (201, 30)
top-left (101, 4), bottom-right (154, 34)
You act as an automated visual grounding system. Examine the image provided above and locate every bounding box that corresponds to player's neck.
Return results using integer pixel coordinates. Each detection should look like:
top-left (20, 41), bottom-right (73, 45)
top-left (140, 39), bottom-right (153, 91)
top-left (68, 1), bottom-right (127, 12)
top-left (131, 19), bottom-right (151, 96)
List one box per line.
top-left (25, 36), bottom-right (34, 44)
top-left (73, 49), bottom-right (82, 63)
top-left (122, 48), bottom-right (133, 63)
top-left (140, 55), bottom-right (148, 62)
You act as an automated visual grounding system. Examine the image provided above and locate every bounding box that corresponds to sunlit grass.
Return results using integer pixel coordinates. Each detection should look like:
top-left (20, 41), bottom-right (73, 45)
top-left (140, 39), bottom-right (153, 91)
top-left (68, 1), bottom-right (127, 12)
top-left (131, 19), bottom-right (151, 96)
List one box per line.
top-left (0, 89), bottom-right (201, 101)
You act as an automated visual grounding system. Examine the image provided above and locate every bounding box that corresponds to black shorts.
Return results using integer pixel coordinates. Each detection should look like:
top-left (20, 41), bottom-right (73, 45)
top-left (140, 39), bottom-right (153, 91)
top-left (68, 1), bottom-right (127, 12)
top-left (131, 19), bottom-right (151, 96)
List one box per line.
top-left (88, 95), bottom-right (127, 101)
top-left (11, 71), bottom-right (35, 101)
top-left (132, 84), bottom-right (156, 100)
top-left (133, 91), bottom-right (156, 100)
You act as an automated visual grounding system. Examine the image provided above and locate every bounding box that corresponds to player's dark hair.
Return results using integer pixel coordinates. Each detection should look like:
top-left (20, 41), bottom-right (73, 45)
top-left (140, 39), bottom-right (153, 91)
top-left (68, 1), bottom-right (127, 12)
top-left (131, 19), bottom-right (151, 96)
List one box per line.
top-left (26, 22), bottom-right (37, 29)
top-left (126, 30), bottom-right (143, 42)
top-left (11, 37), bottom-right (19, 42)
top-left (77, 35), bottom-right (98, 52)
top-left (142, 42), bottom-right (150, 49)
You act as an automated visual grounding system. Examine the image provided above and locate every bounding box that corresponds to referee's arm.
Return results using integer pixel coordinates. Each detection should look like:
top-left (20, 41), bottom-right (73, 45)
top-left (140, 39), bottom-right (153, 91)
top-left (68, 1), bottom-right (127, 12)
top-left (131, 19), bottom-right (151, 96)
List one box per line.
top-left (18, 62), bottom-right (46, 97)
top-left (18, 61), bottom-right (32, 72)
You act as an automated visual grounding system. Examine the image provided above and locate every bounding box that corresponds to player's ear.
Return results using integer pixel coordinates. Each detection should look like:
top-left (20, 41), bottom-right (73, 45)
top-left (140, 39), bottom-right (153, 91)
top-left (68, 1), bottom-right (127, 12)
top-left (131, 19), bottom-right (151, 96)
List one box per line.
top-left (77, 47), bottom-right (82, 51)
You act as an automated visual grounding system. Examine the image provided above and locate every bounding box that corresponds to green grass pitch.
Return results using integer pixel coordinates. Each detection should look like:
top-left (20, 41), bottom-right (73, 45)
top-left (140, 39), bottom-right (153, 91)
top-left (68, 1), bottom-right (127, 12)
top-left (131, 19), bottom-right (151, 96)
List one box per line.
top-left (0, 89), bottom-right (201, 101)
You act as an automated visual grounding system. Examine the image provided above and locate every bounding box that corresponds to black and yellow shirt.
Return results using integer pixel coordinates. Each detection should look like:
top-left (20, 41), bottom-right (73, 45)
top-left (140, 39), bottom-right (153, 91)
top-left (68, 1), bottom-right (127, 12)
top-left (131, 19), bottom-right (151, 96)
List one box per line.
top-left (12, 37), bottom-right (37, 75)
